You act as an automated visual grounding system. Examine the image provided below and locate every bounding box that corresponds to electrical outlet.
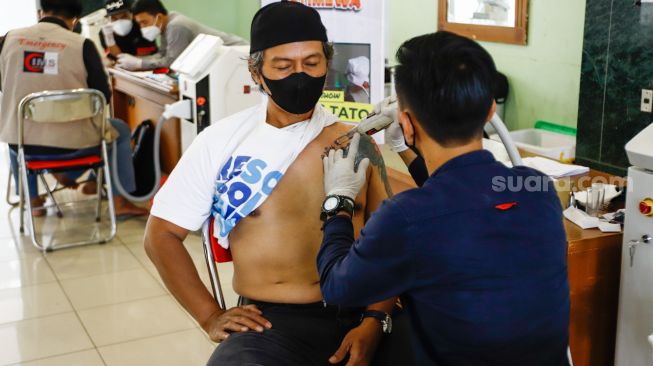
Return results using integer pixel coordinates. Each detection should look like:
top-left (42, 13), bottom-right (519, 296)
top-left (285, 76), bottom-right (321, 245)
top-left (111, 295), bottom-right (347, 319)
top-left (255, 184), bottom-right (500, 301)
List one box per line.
top-left (642, 89), bottom-right (653, 113)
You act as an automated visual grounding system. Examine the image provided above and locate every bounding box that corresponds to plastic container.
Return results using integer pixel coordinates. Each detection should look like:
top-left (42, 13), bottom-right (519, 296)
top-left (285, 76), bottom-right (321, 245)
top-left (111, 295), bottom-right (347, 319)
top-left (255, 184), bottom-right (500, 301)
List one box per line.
top-left (491, 128), bottom-right (576, 162)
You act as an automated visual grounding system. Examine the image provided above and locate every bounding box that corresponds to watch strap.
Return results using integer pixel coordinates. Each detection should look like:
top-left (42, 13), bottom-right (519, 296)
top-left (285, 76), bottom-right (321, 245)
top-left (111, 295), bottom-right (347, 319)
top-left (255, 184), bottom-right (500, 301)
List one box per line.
top-left (361, 310), bottom-right (392, 334)
top-left (361, 310), bottom-right (388, 322)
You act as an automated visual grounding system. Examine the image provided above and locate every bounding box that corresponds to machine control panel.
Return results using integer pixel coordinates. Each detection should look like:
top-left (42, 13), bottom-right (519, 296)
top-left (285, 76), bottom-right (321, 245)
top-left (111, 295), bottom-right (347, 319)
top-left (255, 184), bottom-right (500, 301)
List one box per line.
top-left (640, 198), bottom-right (653, 216)
top-left (195, 76), bottom-right (211, 134)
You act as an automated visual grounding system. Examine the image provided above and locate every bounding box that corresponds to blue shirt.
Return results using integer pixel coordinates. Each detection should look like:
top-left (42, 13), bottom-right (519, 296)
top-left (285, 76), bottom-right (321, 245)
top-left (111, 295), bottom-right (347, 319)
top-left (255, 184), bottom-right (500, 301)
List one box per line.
top-left (318, 150), bottom-right (570, 366)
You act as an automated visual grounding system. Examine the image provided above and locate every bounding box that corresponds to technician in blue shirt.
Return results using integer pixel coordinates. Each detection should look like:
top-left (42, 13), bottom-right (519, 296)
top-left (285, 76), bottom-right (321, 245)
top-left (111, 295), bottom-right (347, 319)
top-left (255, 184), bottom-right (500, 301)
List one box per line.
top-left (317, 31), bottom-right (570, 366)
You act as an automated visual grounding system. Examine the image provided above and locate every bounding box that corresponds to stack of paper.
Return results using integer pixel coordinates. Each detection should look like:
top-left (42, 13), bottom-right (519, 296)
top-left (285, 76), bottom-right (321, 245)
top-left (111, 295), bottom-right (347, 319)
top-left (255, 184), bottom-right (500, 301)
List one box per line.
top-left (521, 157), bottom-right (589, 179)
top-left (563, 207), bottom-right (622, 233)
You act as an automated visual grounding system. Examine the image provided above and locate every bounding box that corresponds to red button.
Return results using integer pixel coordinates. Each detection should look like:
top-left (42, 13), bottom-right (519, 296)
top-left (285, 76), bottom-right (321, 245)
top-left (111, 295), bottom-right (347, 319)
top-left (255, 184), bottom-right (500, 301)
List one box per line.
top-left (640, 198), bottom-right (653, 216)
top-left (197, 97), bottom-right (206, 106)
top-left (244, 85), bottom-right (251, 94)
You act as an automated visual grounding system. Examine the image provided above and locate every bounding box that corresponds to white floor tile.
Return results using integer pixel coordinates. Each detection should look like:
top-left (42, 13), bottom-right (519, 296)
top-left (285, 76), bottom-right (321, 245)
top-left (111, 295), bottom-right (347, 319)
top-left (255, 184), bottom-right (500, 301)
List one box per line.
top-left (0, 236), bottom-right (42, 264)
top-left (0, 283), bottom-right (72, 325)
top-left (0, 312), bottom-right (93, 365)
top-left (116, 217), bottom-right (148, 231)
top-left (11, 349), bottom-right (104, 366)
top-left (77, 295), bottom-right (196, 347)
top-left (60, 268), bottom-right (165, 310)
top-left (184, 233), bottom-right (206, 263)
top-left (45, 242), bottom-right (141, 280)
top-left (0, 257), bottom-right (56, 290)
top-left (117, 232), bottom-right (144, 245)
top-left (121, 239), bottom-right (150, 265)
top-left (98, 328), bottom-right (214, 366)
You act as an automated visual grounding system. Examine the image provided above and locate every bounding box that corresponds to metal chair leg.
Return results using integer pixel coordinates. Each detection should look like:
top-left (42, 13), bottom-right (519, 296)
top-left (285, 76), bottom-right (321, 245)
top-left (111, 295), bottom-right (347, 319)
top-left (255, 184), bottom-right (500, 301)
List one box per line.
top-left (95, 168), bottom-right (103, 222)
top-left (18, 161), bottom-right (25, 234)
top-left (202, 225), bottom-right (227, 311)
top-left (18, 153), bottom-right (47, 251)
top-left (38, 174), bottom-right (63, 218)
top-left (101, 145), bottom-right (117, 243)
top-left (6, 167), bottom-right (19, 207)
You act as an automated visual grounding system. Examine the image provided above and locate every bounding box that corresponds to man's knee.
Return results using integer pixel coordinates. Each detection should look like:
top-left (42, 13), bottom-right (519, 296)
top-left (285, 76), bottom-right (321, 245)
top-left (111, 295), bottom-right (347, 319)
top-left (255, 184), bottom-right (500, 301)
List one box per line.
top-left (207, 332), bottom-right (267, 366)
top-left (206, 331), bottom-right (313, 366)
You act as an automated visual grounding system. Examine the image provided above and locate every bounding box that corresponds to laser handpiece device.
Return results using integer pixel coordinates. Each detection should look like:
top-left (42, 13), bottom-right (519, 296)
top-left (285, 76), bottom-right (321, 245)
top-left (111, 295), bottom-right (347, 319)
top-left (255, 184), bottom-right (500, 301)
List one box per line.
top-left (334, 96), bottom-right (397, 146)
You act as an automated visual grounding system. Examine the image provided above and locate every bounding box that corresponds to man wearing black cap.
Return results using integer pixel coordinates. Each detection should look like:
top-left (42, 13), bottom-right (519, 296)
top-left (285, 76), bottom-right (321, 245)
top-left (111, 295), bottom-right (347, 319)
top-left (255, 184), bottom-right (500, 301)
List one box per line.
top-left (145, 2), bottom-right (404, 365)
top-left (99, 0), bottom-right (157, 60)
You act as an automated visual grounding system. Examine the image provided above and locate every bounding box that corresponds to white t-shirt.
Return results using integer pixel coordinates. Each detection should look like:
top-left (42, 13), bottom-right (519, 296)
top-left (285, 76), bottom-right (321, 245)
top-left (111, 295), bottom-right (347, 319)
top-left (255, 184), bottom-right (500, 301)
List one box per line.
top-left (151, 106), bottom-right (259, 232)
top-left (151, 101), bottom-right (337, 240)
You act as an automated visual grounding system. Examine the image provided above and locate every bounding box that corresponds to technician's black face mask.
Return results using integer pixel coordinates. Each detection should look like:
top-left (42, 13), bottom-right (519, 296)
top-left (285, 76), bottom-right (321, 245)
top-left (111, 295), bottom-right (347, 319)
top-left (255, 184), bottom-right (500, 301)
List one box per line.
top-left (403, 112), bottom-right (422, 157)
top-left (262, 72), bottom-right (326, 115)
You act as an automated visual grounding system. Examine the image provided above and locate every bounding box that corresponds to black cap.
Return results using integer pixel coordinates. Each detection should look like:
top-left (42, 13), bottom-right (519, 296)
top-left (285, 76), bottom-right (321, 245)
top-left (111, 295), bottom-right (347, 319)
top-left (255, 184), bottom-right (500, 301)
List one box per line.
top-left (105, 0), bottom-right (131, 16)
top-left (250, 1), bottom-right (328, 54)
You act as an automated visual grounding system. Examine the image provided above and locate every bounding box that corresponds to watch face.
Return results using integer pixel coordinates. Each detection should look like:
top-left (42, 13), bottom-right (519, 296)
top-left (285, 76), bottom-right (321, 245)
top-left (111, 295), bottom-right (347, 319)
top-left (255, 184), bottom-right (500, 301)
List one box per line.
top-left (384, 315), bottom-right (393, 334)
top-left (324, 197), bottom-right (339, 211)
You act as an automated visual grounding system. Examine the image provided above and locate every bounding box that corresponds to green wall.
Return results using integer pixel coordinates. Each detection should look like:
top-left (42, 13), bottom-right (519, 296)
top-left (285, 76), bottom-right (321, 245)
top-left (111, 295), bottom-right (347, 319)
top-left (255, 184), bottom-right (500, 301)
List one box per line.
top-left (164, 0), bottom-right (586, 130)
top-left (162, 0), bottom-right (259, 40)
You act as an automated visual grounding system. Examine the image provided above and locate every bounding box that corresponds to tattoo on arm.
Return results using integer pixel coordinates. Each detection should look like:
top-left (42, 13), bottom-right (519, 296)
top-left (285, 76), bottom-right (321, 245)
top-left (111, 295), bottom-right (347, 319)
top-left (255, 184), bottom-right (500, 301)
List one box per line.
top-left (322, 134), bottom-right (393, 198)
top-left (354, 135), bottom-right (393, 198)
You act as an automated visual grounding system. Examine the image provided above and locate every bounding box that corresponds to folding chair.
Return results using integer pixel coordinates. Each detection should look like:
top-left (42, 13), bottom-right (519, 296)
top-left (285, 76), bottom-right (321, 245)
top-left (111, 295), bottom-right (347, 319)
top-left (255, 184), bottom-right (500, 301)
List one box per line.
top-left (16, 89), bottom-right (117, 252)
top-left (5, 165), bottom-right (19, 207)
top-left (202, 216), bottom-right (233, 310)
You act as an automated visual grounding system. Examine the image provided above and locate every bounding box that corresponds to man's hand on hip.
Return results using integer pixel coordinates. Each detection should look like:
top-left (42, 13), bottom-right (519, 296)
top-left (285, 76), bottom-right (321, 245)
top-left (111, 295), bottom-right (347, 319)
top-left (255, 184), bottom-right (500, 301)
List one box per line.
top-left (201, 305), bottom-right (272, 342)
top-left (323, 133), bottom-right (370, 200)
top-left (329, 318), bottom-right (383, 366)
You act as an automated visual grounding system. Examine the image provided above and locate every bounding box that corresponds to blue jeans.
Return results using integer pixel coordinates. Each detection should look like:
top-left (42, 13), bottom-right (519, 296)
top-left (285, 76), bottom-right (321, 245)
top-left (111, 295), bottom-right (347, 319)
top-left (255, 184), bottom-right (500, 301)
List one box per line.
top-left (9, 118), bottom-right (136, 199)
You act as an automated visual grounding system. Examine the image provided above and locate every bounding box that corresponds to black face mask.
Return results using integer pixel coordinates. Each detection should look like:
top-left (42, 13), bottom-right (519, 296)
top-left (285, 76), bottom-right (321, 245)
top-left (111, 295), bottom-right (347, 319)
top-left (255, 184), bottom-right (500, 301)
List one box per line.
top-left (262, 72), bottom-right (326, 115)
top-left (403, 112), bottom-right (422, 157)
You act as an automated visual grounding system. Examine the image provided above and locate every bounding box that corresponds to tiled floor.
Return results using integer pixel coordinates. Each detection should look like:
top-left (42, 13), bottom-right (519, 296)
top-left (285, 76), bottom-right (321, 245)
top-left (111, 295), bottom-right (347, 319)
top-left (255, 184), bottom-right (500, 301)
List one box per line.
top-left (0, 145), bottom-right (237, 365)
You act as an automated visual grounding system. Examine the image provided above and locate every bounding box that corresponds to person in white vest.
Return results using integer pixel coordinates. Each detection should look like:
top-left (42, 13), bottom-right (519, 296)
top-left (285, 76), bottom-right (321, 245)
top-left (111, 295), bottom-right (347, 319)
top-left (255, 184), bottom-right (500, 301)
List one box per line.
top-left (0, 0), bottom-right (148, 218)
top-left (115, 0), bottom-right (248, 70)
top-left (145, 2), bottom-right (411, 365)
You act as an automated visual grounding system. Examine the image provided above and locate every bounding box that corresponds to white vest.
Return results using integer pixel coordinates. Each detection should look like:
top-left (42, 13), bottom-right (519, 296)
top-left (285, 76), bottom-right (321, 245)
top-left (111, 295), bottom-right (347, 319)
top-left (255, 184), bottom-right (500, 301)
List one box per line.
top-left (0, 21), bottom-right (108, 148)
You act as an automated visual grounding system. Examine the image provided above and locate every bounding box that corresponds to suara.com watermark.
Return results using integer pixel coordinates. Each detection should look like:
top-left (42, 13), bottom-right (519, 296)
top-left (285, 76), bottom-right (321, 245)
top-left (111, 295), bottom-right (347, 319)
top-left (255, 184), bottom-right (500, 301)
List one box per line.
top-left (491, 175), bottom-right (631, 193)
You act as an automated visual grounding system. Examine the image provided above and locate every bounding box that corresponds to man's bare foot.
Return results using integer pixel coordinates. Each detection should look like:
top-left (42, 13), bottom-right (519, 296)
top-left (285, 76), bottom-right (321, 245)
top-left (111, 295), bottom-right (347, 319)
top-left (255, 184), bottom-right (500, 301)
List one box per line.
top-left (81, 181), bottom-right (97, 195)
top-left (52, 173), bottom-right (79, 189)
top-left (113, 196), bottom-right (149, 218)
top-left (30, 197), bottom-right (46, 217)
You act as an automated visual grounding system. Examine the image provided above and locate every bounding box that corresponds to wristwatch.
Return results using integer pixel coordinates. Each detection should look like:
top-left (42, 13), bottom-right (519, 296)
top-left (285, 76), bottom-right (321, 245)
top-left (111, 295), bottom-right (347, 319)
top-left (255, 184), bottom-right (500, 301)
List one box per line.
top-left (320, 195), bottom-right (355, 221)
top-left (361, 310), bottom-right (392, 334)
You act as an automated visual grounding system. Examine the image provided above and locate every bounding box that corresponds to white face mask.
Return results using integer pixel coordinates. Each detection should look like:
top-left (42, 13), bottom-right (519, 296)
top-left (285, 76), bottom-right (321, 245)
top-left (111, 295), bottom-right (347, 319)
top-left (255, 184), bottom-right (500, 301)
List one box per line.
top-left (111, 19), bottom-right (133, 36)
top-left (140, 16), bottom-right (161, 42)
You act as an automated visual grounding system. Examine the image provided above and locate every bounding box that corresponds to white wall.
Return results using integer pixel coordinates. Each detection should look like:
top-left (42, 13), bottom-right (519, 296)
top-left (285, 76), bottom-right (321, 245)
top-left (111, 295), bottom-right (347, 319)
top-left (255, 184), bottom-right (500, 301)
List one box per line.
top-left (0, 0), bottom-right (38, 35)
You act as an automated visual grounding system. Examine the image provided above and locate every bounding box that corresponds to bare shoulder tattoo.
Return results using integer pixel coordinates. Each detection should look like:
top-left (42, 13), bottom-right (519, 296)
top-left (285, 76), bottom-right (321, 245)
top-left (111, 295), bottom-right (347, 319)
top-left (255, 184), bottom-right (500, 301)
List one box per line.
top-left (323, 133), bottom-right (393, 198)
top-left (354, 135), bottom-right (393, 198)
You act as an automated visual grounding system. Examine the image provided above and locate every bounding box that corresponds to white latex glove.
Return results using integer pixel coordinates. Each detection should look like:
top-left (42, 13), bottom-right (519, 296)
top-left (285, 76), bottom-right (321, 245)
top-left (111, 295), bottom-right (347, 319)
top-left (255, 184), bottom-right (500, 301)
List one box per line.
top-left (376, 96), bottom-right (407, 153)
top-left (101, 24), bottom-right (116, 47)
top-left (385, 118), bottom-right (408, 153)
top-left (373, 95), bottom-right (397, 116)
top-left (116, 53), bottom-right (143, 70)
top-left (323, 133), bottom-right (370, 200)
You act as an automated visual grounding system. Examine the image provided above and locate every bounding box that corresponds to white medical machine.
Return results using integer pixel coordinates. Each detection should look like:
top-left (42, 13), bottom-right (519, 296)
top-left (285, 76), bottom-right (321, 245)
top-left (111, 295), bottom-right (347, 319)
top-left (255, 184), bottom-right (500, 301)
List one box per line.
top-left (169, 34), bottom-right (262, 151)
top-left (112, 34), bottom-right (260, 201)
top-left (615, 122), bottom-right (653, 366)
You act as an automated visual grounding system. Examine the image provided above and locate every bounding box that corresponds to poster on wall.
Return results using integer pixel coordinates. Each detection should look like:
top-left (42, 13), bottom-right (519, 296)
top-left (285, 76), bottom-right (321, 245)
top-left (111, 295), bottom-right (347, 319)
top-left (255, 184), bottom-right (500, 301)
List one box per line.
top-left (260, 0), bottom-right (386, 124)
